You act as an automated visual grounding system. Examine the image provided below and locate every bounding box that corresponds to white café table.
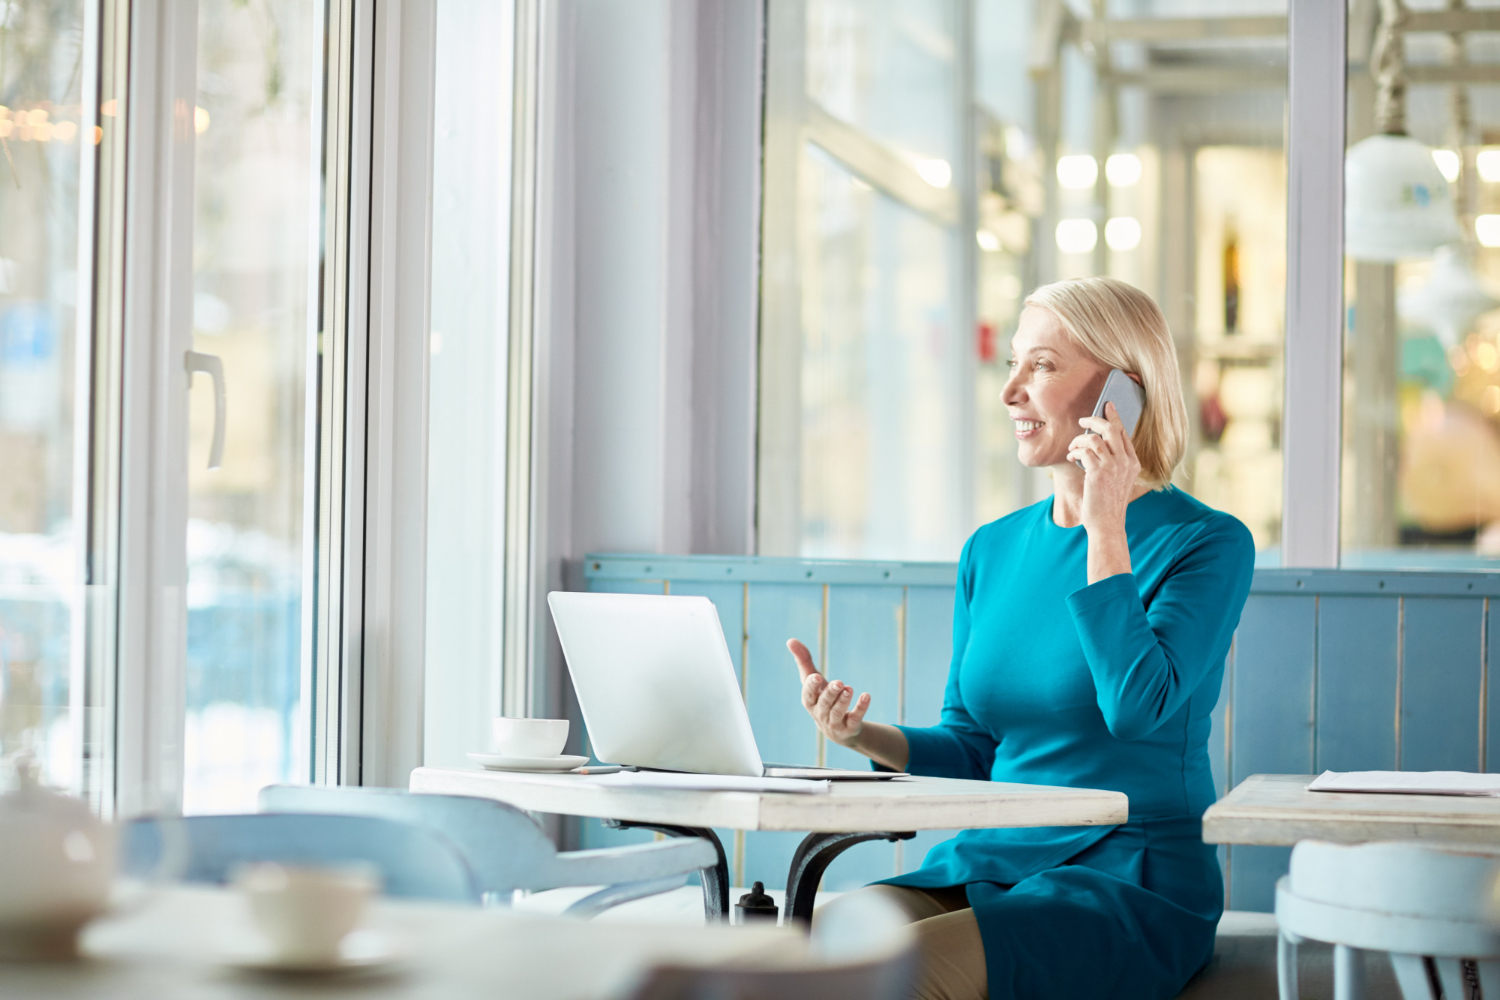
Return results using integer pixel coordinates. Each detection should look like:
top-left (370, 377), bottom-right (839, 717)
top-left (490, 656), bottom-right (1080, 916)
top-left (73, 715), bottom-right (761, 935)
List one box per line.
top-left (0, 884), bottom-right (799, 999)
top-left (410, 766), bottom-right (1129, 923)
top-left (1203, 773), bottom-right (1500, 846)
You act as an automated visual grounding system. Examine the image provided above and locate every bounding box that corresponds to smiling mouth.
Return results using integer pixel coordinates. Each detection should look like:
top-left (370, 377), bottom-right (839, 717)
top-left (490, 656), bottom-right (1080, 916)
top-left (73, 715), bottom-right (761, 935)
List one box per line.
top-left (1014, 419), bottom-right (1044, 438)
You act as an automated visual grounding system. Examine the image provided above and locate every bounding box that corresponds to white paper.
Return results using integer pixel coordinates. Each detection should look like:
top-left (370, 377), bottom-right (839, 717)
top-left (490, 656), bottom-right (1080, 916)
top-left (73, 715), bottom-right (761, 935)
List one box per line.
top-left (592, 771), bottom-right (831, 795)
top-left (1307, 770), bottom-right (1500, 797)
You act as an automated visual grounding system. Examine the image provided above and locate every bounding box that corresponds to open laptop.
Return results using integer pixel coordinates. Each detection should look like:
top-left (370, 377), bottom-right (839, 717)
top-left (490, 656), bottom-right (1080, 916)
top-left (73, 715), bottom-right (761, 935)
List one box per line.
top-left (547, 591), bottom-right (905, 780)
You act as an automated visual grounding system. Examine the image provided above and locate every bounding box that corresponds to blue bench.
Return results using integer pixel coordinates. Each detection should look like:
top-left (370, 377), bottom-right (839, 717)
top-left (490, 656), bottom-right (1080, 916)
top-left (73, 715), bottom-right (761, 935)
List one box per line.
top-left (570, 554), bottom-right (1499, 912)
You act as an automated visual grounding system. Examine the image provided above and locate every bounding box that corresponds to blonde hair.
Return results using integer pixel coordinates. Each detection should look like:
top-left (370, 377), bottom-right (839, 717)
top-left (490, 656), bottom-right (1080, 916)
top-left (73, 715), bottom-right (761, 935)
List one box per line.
top-left (1023, 277), bottom-right (1187, 488)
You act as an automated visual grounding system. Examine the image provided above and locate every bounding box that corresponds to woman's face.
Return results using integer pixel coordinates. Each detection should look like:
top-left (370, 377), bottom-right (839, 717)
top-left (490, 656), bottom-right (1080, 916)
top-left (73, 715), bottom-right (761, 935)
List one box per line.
top-left (1002, 306), bottom-right (1112, 469)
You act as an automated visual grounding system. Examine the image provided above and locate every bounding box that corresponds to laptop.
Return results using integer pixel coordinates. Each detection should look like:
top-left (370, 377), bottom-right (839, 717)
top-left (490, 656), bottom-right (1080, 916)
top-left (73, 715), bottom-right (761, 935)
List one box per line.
top-left (547, 591), bottom-right (905, 780)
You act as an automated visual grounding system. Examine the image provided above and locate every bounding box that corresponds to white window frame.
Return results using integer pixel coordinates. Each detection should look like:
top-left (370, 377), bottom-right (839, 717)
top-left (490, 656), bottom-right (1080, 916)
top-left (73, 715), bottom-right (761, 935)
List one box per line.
top-left (1281, 0), bottom-right (1346, 569)
top-left (309, 0), bottom-right (438, 789)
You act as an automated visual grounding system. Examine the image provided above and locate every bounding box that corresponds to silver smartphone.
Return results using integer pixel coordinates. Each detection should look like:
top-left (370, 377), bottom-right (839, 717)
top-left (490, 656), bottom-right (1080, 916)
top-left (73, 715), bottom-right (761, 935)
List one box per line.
top-left (1075, 369), bottom-right (1145, 468)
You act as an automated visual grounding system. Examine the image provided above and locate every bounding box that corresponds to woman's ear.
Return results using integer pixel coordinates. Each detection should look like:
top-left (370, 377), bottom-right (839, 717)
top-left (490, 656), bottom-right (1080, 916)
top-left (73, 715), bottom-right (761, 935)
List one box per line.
top-left (1125, 372), bottom-right (1143, 387)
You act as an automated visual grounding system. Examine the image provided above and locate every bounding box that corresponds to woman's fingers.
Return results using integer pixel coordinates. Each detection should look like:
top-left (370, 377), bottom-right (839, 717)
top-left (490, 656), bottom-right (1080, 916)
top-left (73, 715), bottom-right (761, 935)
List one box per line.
top-left (786, 638), bottom-right (818, 680)
top-left (802, 671), bottom-right (825, 709)
top-left (1075, 417), bottom-right (1119, 452)
top-left (844, 692), bottom-right (871, 729)
top-left (816, 679), bottom-right (845, 716)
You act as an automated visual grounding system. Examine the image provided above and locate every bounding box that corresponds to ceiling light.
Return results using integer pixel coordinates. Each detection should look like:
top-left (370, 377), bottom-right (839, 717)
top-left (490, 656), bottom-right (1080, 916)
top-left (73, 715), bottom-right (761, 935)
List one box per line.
top-left (1104, 217), bottom-right (1142, 251)
top-left (1055, 219), bottom-right (1098, 255)
top-left (1345, 134), bottom-right (1462, 261)
top-left (1431, 149), bottom-right (1460, 183)
top-left (1105, 153), bottom-right (1142, 188)
top-left (1056, 155), bottom-right (1098, 190)
top-left (915, 158), bottom-right (951, 189)
top-left (1479, 150), bottom-right (1500, 183)
top-left (1478, 214), bottom-right (1500, 248)
top-left (1398, 245), bottom-right (1499, 346)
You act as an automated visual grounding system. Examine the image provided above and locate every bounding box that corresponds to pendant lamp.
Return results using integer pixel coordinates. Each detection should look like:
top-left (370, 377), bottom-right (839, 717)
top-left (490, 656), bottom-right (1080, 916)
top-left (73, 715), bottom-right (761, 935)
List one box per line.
top-left (1398, 244), bottom-right (1499, 346)
top-left (1345, 0), bottom-right (1464, 262)
top-left (1346, 136), bottom-right (1463, 262)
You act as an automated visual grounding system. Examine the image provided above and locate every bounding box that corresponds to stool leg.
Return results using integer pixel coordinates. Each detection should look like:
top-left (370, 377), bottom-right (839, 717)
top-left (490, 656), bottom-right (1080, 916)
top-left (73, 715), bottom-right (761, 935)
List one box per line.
top-left (1435, 958), bottom-right (1467, 1000)
top-left (1278, 930), bottom-right (1300, 1000)
top-left (1334, 945), bottom-right (1364, 1000)
top-left (1389, 954), bottom-right (1438, 1000)
top-left (1476, 959), bottom-right (1500, 1000)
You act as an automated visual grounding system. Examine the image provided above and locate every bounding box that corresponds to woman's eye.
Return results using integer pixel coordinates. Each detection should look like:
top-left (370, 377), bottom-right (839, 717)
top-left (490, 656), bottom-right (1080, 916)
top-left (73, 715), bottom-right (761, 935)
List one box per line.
top-left (1005, 359), bottom-right (1018, 369)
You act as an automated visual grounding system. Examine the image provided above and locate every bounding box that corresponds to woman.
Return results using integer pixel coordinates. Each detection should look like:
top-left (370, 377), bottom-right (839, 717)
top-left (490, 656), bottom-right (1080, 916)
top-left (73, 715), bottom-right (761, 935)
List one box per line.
top-left (789, 277), bottom-right (1254, 1000)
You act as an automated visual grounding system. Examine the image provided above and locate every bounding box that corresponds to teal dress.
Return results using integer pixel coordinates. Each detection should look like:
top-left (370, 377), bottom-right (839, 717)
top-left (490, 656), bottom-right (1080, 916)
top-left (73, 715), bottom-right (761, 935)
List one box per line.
top-left (880, 486), bottom-right (1254, 999)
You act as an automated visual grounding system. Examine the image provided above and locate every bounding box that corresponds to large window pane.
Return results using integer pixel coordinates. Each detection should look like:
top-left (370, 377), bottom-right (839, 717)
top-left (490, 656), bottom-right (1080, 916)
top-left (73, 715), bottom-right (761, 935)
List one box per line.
top-left (762, 1), bottom-right (1288, 560)
top-left (0, 0), bottom-right (93, 791)
top-left (1341, 13), bottom-right (1500, 568)
top-left (800, 147), bottom-right (963, 559)
top-left (183, 0), bottom-right (324, 813)
top-left (423, 0), bottom-right (514, 769)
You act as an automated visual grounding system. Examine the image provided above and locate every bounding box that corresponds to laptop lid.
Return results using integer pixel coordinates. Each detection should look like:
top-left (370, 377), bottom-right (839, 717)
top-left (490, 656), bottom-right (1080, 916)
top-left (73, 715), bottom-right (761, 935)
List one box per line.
top-left (546, 592), bottom-right (765, 777)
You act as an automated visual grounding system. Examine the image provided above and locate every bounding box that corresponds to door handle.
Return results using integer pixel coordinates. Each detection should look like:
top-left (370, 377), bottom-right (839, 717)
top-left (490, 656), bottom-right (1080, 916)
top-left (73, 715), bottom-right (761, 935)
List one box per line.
top-left (184, 350), bottom-right (225, 470)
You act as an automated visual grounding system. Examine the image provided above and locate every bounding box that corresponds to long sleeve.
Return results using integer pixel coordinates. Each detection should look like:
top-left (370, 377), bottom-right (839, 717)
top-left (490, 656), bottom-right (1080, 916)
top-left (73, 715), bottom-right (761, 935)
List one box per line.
top-left (1065, 517), bottom-right (1254, 742)
top-left (895, 536), bottom-right (999, 780)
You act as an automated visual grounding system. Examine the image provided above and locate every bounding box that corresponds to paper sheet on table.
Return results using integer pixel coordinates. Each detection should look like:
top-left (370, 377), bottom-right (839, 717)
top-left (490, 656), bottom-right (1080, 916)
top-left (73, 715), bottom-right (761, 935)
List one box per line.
top-left (594, 771), bottom-right (831, 794)
top-left (1307, 770), bottom-right (1500, 796)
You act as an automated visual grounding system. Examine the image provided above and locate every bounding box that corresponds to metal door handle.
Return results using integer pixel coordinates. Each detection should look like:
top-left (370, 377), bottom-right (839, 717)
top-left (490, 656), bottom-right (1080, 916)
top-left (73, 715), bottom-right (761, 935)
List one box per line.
top-left (184, 350), bottom-right (225, 470)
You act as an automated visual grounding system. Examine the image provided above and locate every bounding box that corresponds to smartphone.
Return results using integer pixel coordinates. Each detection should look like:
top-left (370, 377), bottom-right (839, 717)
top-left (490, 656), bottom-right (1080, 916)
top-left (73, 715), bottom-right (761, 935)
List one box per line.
top-left (1075, 369), bottom-right (1145, 469)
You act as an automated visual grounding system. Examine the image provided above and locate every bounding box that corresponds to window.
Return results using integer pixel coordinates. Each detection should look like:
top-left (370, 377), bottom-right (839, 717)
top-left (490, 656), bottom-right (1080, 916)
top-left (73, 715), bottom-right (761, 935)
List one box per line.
top-left (760, 0), bottom-right (1289, 561)
top-left (1340, 4), bottom-right (1500, 569)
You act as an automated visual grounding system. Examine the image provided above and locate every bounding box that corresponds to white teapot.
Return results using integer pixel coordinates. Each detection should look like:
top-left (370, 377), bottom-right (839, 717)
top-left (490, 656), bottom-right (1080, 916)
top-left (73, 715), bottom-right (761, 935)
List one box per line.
top-left (0, 756), bottom-right (115, 959)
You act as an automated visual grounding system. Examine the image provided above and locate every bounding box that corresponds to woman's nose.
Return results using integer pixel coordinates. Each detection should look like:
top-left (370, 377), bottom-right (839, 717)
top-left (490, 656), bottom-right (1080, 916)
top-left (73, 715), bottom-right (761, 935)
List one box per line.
top-left (1001, 370), bottom-right (1025, 406)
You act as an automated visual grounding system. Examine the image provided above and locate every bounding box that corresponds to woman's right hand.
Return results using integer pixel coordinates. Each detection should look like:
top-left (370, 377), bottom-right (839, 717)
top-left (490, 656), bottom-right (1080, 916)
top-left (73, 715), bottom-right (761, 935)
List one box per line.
top-left (787, 638), bottom-right (870, 749)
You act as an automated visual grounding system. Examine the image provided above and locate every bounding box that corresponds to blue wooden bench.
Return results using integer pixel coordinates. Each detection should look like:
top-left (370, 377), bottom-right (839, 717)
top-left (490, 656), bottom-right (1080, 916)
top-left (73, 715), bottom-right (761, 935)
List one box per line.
top-left (569, 555), bottom-right (1499, 912)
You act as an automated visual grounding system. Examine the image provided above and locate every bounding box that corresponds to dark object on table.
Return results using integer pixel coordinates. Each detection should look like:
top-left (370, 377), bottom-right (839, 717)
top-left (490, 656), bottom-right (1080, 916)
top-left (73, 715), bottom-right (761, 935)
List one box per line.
top-left (736, 882), bottom-right (778, 922)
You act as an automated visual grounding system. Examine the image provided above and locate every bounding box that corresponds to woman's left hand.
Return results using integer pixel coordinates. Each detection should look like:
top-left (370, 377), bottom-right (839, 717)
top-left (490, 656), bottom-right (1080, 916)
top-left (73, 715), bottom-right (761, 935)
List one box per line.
top-left (1067, 402), bottom-right (1142, 534)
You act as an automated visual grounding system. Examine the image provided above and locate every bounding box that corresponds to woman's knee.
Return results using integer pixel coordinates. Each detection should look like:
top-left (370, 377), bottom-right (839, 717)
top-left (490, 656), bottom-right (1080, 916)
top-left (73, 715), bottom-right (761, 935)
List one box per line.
top-left (910, 909), bottom-right (988, 1000)
top-left (812, 885), bottom-right (942, 928)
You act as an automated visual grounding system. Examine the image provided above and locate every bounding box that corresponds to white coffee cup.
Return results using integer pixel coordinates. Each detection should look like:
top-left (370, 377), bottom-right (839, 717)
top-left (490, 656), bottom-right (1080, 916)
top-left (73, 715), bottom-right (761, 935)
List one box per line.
top-left (234, 863), bottom-right (378, 965)
top-left (490, 717), bottom-right (569, 758)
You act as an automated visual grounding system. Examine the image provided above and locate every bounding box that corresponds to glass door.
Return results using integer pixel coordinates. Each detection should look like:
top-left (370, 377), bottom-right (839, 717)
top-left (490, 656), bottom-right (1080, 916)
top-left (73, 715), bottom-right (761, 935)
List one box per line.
top-left (181, 0), bottom-right (327, 813)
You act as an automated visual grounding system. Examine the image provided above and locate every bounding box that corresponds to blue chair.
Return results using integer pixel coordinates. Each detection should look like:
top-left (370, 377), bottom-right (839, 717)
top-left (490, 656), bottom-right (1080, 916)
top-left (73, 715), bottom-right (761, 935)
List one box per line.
top-left (120, 813), bottom-right (481, 902)
top-left (258, 784), bottom-right (718, 917)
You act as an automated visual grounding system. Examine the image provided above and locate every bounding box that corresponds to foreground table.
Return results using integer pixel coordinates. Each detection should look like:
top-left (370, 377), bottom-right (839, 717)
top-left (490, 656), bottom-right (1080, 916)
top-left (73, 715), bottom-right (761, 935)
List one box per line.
top-left (1203, 773), bottom-right (1500, 846)
top-left (0, 885), bottom-right (799, 998)
top-left (411, 766), bottom-right (1129, 923)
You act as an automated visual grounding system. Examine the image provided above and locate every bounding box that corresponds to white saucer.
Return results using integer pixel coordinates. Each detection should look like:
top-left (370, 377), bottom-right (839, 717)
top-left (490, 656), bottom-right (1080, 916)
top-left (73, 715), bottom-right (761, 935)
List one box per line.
top-left (467, 752), bottom-right (589, 772)
top-left (221, 931), bottom-right (401, 977)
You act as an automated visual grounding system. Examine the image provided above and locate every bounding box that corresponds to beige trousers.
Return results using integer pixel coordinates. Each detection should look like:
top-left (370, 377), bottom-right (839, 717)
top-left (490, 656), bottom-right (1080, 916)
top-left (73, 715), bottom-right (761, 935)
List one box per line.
top-left (816, 884), bottom-right (988, 1000)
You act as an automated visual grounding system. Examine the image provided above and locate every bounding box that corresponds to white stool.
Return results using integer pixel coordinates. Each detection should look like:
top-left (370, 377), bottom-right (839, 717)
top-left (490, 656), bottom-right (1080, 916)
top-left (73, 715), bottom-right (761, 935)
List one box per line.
top-left (1276, 840), bottom-right (1500, 1000)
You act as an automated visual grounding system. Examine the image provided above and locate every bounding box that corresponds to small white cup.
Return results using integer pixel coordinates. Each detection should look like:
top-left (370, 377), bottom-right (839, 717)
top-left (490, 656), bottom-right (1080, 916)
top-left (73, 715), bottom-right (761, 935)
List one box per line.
top-left (490, 717), bottom-right (569, 758)
top-left (234, 863), bottom-right (378, 965)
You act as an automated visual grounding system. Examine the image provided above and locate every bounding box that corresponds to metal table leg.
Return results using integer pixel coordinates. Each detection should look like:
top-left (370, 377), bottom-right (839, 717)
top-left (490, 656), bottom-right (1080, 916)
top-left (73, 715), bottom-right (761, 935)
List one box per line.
top-left (785, 831), bottom-right (916, 926)
top-left (603, 819), bottom-right (729, 921)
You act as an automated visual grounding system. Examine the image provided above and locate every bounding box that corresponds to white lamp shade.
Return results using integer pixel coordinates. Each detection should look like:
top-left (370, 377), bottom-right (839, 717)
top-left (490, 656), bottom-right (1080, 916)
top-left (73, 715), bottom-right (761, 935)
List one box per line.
top-left (1346, 134), bottom-right (1463, 262)
top-left (1398, 244), bottom-right (1500, 346)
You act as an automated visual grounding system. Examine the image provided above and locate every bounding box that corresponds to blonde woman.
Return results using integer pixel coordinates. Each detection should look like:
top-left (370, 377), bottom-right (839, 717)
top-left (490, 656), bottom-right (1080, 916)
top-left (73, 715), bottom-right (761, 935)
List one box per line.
top-left (789, 277), bottom-right (1254, 1000)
